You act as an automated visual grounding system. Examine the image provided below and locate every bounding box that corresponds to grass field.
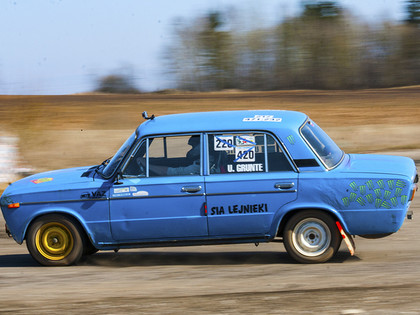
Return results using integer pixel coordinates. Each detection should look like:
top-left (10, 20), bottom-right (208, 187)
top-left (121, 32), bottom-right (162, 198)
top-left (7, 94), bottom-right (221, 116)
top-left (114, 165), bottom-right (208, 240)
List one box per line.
top-left (0, 86), bottom-right (419, 182)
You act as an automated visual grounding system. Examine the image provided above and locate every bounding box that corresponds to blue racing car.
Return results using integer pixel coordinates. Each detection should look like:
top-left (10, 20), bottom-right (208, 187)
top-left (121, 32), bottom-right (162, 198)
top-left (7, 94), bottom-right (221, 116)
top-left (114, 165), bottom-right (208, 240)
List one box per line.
top-left (0, 110), bottom-right (418, 265)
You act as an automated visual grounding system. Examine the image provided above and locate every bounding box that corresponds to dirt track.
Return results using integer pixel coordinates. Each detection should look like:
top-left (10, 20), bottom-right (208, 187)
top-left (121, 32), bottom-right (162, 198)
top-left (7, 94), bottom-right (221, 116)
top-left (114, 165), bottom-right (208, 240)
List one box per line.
top-left (0, 90), bottom-right (420, 313)
top-left (0, 185), bottom-right (419, 314)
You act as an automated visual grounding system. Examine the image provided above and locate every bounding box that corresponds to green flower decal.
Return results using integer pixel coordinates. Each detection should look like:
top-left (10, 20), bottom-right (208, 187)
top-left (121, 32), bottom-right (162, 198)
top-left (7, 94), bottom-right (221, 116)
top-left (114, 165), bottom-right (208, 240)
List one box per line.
top-left (356, 197), bottom-right (366, 206)
top-left (286, 135), bottom-right (295, 145)
top-left (349, 182), bottom-right (358, 191)
top-left (342, 178), bottom-right (409, 210)
top-left (381, 201), bottom-right (392, 209)
top-left (342, 197), bottom-right (350, 207)
top-left (390, 197), bottom-right (398, 207)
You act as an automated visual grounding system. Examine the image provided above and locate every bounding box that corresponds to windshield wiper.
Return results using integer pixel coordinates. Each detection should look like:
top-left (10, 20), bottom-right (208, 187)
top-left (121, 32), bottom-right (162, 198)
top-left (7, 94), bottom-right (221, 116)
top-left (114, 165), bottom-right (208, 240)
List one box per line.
top-left (92, 156), bottom-right (113, 181)
top-left (97, 156), bottom-right (113, 169)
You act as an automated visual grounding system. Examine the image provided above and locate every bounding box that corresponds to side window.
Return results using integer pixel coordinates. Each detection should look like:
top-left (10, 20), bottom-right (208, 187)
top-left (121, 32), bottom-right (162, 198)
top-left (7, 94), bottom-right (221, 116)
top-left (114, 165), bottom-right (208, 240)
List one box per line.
top-left (123, 135), bottom-right (201, 177)
top-left (149, 135), bottom-right (201, 176)
top-left (266, 134), bottom-right (293, 172)
top-left (208, 133), bottom-right (292, 174)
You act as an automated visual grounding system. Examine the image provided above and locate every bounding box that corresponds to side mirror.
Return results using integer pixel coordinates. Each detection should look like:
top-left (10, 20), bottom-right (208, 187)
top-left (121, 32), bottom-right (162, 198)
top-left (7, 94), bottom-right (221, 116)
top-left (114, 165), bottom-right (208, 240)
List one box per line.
top-left (114, 171), bottom-right (123, 185)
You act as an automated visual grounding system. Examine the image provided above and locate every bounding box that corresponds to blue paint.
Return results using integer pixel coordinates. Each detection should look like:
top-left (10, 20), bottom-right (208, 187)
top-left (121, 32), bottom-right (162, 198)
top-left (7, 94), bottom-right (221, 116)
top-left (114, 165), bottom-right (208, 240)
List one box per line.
top-left (0, 110), bottom-right (417, 261)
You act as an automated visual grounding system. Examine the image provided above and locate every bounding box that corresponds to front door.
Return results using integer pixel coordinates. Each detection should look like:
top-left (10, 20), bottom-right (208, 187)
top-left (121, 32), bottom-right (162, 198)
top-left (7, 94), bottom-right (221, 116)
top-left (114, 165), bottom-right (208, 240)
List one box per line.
top-left (109, 135), bottom-right (207, 242)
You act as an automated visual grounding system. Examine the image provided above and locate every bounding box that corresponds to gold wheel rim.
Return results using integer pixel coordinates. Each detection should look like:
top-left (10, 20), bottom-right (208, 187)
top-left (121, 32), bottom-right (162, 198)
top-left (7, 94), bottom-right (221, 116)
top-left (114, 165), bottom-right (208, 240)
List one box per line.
top-left (35, 222), bottom-right (74, 260)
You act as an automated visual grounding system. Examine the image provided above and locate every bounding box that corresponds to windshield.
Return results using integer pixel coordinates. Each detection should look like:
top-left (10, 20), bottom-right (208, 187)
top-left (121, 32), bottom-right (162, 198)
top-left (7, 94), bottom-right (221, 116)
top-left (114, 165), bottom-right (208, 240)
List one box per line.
top-left (300, 120), bottom-right (344, 168)
top-left (102, 132), bottom-right (137, 177)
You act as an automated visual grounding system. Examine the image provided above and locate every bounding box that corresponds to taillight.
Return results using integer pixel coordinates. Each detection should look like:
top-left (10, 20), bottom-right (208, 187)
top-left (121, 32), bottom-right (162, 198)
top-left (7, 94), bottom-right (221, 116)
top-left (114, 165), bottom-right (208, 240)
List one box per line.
top-left (411, 186), bottom-right (417, 201)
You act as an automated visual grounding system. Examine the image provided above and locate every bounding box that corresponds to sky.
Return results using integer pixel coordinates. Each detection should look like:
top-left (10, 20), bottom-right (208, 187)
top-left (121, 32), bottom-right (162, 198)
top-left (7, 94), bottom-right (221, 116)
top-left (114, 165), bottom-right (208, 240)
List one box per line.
top-left (0, 0), bottom-right (408, 95)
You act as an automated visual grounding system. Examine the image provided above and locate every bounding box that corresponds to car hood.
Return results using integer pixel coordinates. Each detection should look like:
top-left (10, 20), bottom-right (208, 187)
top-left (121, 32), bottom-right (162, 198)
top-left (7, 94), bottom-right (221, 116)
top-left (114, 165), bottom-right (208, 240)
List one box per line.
top-left (1, 166), bottom-right (97, 196)
top-left (343, 154), bottom-right (416, 179)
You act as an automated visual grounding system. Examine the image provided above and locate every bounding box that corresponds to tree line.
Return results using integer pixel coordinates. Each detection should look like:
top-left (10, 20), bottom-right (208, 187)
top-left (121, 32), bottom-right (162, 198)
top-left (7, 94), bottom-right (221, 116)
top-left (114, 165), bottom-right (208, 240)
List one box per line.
top-left (165, 0), bottom-right (420, 91)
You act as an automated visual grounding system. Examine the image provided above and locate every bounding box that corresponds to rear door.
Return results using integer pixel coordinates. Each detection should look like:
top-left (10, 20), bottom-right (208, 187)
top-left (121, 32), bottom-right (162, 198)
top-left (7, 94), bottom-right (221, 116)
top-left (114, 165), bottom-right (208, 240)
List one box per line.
top-left (205, 132), bottom-right (298, 237)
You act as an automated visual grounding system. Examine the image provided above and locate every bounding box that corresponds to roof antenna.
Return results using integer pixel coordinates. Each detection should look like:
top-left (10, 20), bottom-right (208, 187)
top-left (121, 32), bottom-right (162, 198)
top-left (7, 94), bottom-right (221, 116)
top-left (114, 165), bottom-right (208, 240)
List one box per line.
top-left (142, 111), bottom-right (155, 120)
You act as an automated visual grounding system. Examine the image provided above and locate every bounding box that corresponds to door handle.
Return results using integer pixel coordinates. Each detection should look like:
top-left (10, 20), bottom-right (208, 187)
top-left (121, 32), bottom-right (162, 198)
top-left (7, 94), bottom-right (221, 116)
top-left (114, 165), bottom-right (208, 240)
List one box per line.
top-left (181, 185), bottom-right (202, 193)
top-left (274, 182), bottom-right (295, 190)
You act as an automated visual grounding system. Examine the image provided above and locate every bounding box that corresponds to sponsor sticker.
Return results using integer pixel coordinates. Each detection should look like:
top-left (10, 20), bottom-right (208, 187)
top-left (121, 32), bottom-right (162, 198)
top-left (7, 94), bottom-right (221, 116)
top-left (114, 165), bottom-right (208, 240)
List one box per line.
top-left (243, 115), bottom-right (282, 122)
top-left (132, 191), bottom-right (149, 197)
top-left (235, 135), bottom-right (255, 146)
top-left (31, 177), bottom-right (53, 184)
top-left (114, 187), bottom-right (130, 194)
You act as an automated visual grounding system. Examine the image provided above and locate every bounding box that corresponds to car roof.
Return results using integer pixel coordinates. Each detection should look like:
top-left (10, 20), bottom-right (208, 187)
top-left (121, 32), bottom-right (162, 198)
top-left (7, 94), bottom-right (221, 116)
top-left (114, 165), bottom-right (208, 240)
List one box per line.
top-left (137, 110), bottom-right (308, 137)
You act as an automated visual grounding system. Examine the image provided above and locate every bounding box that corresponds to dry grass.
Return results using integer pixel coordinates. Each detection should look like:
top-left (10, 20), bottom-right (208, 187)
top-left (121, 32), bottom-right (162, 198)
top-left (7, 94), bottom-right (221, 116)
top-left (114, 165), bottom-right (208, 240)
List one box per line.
top-left (0, 87), bottom-right (419, 177)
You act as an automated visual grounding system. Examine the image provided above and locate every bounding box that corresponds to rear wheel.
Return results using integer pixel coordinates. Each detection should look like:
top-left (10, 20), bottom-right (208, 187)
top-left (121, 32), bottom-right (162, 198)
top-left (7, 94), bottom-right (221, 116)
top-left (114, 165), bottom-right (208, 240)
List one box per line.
top-left (26, 214), bottom-right (84, 266)
top-left (283, 210), bottom-right (341, 263)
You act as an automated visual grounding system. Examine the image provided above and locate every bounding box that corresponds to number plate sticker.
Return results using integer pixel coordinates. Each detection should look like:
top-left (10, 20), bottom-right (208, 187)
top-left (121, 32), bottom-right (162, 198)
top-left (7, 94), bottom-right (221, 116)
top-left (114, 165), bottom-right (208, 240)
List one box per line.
top-left (235, 146), bottom-right (255, 162)
top-left (214, 135), bottom-right (234, 151)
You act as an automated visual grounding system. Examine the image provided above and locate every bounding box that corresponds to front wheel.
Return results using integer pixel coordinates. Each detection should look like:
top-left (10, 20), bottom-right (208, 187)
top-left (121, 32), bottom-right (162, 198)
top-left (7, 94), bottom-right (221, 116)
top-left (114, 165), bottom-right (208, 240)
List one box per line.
top-left (26, 214), bottom-right (84, 266)
top-left (283, 211), bottom-right (341, 263)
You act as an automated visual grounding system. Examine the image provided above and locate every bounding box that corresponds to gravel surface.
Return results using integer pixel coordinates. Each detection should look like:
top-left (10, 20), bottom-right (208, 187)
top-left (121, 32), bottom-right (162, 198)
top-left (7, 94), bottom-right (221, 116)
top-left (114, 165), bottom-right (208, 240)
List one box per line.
top-left (0, 162), bottom-right (418, 314)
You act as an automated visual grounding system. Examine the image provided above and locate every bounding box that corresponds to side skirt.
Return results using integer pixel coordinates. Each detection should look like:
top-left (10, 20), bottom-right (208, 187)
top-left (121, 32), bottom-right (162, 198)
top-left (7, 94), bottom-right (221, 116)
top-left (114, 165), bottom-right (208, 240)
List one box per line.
top-left (96, 236), bottom-right (273, 250)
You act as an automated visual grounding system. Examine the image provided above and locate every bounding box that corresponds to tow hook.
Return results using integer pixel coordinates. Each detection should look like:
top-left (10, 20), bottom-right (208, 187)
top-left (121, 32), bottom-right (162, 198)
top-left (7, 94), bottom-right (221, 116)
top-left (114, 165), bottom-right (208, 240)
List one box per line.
top-left (407, 210), bottom-right (413, 220)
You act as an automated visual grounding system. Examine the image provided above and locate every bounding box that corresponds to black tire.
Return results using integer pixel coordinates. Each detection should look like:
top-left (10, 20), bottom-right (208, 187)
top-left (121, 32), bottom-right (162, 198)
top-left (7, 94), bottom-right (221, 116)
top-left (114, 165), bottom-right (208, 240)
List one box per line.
top-left (26, 214), bottom-right (84, 266)
top-left (283, 210), bottom-right (341, 263)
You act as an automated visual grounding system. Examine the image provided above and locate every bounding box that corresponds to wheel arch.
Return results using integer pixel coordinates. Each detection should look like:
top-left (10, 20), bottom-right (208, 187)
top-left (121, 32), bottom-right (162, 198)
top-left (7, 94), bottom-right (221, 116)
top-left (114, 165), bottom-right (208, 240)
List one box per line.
top-left (22, 209), bottom-right (93, 246)
top-left (275, 205), bottom-right (348, 238)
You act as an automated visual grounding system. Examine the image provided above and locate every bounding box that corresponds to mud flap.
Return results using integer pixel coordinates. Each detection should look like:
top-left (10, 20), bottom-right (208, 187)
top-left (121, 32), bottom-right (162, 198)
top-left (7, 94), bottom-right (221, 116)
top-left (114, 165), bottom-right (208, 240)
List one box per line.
top-left (336, 221), bottom-right (355, 256)
top-left (5, 224), bottom-right (12, 238)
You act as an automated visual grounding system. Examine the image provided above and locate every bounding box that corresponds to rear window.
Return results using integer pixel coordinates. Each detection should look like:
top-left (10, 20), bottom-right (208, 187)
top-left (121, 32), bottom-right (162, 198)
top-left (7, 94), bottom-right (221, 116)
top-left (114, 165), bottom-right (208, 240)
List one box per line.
top-left (300, 121), bottom-right (343, 169)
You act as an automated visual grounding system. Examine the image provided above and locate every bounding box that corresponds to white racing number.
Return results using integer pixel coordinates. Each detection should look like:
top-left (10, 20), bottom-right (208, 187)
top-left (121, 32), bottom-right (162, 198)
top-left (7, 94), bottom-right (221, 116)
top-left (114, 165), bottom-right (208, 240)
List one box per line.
top-left (234, 146), bottom-right (255, 162)
top-left (234, 135), bottom-right (256, 162)
top-left (214, 136), bottom-right (234, 151)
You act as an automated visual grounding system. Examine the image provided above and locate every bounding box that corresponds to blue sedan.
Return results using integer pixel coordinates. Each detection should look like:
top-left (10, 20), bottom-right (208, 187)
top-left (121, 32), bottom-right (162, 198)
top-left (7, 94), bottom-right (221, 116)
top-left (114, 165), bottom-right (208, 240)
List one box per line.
top-left (0, 110), bottom-right (418, 265)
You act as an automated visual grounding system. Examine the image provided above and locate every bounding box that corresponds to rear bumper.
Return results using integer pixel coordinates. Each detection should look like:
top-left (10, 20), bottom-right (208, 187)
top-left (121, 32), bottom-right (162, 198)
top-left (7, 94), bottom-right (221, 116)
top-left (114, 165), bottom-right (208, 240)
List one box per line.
top-left (340, 208), bottom-right (407, 235)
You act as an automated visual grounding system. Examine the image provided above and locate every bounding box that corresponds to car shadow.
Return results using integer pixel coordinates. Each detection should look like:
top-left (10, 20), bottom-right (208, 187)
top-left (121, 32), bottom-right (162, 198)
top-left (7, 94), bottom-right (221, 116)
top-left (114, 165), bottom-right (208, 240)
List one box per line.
top-left (78, 249), bottom-right (358, 267)
top-left (0, 254), bottom-right (39, 267)
top-left (0, 250), bottom-right (359, 268)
